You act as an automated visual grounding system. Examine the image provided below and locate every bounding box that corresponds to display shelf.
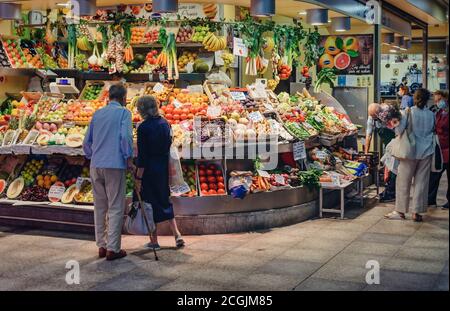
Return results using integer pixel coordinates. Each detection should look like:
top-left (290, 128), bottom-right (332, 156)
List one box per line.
top-left (132, 42), bottom-right (204, 49)
top-left (0, 67), bottom-right (37, 77)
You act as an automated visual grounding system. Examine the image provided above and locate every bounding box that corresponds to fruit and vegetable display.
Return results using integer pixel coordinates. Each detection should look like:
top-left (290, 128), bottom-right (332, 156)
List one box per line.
top-left (1, 38), bottom-right (28, 68)
top-left (81, 84), bottom-right (104, 101)
top-left (198, 162), bottom-right (226, 196)
top-left (181, 162), bottom-right (198, 197)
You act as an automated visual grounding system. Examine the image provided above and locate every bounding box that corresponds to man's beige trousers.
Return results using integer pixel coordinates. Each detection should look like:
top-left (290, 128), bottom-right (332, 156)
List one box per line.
top-left (90, 168), bottom-right (126, 253)
top-left (395, 155), bottom-right (432, 214)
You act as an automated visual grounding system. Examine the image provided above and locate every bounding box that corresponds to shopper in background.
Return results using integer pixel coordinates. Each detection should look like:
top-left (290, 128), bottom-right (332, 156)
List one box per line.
top-left (428, 96), bottom-right (449, 209)
top-left (398, 85), bottom-right (414, 110)
top-left (365, 102), bottom-right (401, 202)
top-left (385, 89), bottom-right (435, 222)
top-left (83, 84), bottom-right (133, 260)
top-left (134, 96), bottom-right (185, 250)
top-left (430, 90), bottom-right (448, 113)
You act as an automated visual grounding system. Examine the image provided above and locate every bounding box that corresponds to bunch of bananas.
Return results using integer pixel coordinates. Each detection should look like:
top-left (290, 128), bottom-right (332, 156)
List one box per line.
top-left (220, 52), bottom-right (235, 67)
top-left (202, 33), bottom-right (227, 52)
top-left (77, 36), bottom-right (91, 51)
top-left (268, 77), bottom-right (280, 91)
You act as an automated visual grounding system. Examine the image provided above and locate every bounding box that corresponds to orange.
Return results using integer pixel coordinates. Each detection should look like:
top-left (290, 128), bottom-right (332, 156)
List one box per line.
top-left (50, 175), bottom-right (58, 183)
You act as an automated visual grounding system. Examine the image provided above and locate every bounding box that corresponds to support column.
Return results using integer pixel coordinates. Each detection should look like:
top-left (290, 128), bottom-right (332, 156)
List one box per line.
top-left (423, 26), bottom-right (429, 89)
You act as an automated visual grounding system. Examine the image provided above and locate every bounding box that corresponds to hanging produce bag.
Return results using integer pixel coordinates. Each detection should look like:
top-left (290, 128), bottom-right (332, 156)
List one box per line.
top-left (169, 146), bottom-right (190, 196)
top-left (124, 200), bottom-right (155, 235)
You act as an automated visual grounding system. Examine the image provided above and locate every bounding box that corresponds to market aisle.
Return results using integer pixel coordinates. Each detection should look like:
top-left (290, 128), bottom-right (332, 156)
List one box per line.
top-left (0, 183), bottom-right (448, 291)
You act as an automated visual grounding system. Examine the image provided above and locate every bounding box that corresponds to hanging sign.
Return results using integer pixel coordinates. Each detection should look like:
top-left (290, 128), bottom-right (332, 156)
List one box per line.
top-left (233, 37), bottom-right (248, 57)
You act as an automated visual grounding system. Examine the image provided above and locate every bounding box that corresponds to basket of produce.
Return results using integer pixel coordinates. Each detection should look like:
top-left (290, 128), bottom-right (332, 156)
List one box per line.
top-left (197, 160), bottom-right (227, 196)
top-left (74, 179), bottom-right (94, 205)
top-left (79, 82), bottom-right (105, 101)
top-left (0, 36), bottom-right (29, 68)
top-left (180, 161), bottom-right (198, 197)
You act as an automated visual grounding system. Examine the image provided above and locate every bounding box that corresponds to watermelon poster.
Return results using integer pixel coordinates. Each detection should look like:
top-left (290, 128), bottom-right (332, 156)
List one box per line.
top-left (318, 35), bottom-right (373, 75)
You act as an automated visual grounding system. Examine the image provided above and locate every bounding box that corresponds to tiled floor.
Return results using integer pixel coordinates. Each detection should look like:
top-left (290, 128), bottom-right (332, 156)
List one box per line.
top-left (0, 180), bottom-right (448, 291)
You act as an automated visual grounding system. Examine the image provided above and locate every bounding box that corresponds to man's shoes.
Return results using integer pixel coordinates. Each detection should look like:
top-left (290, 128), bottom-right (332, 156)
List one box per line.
top-left (106, 250), bottom-right (127, 261)
top-left (442, 202), bottom-right (449, 209)
top-left (99, 247), bottom-right (107, 258)
top-left (428, 203), bottom-right (437, 208)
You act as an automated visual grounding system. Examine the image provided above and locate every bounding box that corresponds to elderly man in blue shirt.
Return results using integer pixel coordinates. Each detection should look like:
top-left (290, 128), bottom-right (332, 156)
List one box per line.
top-left (83, 84), bottom-right (134, 261)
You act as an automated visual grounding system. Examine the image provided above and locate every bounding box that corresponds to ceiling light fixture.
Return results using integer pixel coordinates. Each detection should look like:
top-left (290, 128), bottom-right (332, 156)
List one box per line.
top-left (153, 0), bottom-right (179, 13)
top-left (392, 36), bottom-right (404, 49)
top-left (0, 3), bottom-right (22, 20)
top-left (306, 8), bottom-right (328, 26)
top-left (331, 17), bottom-right (351, 32)
top-left (298, 11), bottom-right (307, 15)
top-left (250, 0), bottom-right (275, 17)
top-left (382, 33), bottom-right (395, 45)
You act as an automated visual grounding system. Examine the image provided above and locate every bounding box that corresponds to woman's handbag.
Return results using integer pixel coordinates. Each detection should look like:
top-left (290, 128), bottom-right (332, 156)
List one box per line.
top-left (431, 134), bottom-right (444, 173)
top-left (124, 192), bottom-right (156, 235)
top-left (391, 108), bottom-right (416, 160)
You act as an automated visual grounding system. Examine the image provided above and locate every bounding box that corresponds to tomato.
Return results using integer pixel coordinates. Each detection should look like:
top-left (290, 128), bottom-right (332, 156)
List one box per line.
top-left (207, 176), bottom-right (216, 183)
top-left (217, 182), bottom-right (225, 190)
top-left (208, 164), bottom-right (216, 170)
top-left (201, 190), bottom-right (209, 196)
top-left (208, 189), bottom-right (217, 195)
top-left (187, 113), bottom-right (194, 119)
top-left (180, 114), bottom-right (188, 120)
top-left (165, 113), bottom-right (173, 120)
top-left (206, 169), bottom-right (214, 176)
top-left (182, 108), bottom-right (189, 115)
top-left (173, 114), bottom-right (180, 120)
top-left (215, 170), bottom-right (222, 176)
top-left (160, 105), bottom-right (167, 112)
top-left (165, 107), bottom-right (174, 114)
top-left (199, 169), bottom-right (206, 176)
top-left (208, 183), bottom-right (217, 190)
top-left (199, 165), bottom-right (206, 170)
top-left (217, 176), bottom-right (224, 183)
top-left (199, 176), bottom-right (207, 183)
top-left (173, 108), bottom-right (182, 115)
top-left (189, 107), bottom-right (197, 114)
top-left (200, 183), bottom-right (209, 191)
top-left (217, 189), bottom-right (226, 194)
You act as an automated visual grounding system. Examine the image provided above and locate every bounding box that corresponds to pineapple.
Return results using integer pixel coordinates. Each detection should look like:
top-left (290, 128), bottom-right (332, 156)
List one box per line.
top-left (8, 117), bottom-right (19, 130)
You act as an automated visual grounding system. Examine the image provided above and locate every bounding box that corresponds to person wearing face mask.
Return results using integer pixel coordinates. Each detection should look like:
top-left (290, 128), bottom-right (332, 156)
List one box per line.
top-left (398, 85), bottom-right (414, 110)
top-left (365, 102), bottom-right (402, 202)
top-left (428, 91), bottom-right (449, 209)
top-left (430, 90), bottom-right (448, 113)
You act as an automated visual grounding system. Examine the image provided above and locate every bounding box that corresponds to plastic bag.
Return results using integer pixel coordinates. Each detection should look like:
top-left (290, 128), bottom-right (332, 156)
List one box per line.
top-left (206, 70), bottom-right (232, 87)
top-left (124, 201), bottom-right (155, 235)
top-left (169, 146), bottom-right (190, 196)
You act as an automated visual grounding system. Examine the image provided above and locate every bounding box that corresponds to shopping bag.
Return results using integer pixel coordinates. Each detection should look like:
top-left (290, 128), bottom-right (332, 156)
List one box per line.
top-left (124, 200), bottom-right (156, 235)
top-left (431, 134), bottom-right (443, 173)
top-left (168, 145), bottom-right (190, 196)
top-left (391, 108), bottom-right (416, 160)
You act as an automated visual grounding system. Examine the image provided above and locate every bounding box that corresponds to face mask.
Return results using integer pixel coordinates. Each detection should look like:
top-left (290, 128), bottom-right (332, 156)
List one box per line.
top-left (437, 99), bottom-right (447, 109)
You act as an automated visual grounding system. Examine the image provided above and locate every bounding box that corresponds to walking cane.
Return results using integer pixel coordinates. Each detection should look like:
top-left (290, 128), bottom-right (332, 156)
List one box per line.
top-left (135, 189), bottom-right (159, 261)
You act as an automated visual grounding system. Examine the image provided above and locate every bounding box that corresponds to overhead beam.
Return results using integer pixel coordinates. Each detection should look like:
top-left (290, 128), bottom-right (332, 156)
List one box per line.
top-left (407, 0), bottom-right (448, 23)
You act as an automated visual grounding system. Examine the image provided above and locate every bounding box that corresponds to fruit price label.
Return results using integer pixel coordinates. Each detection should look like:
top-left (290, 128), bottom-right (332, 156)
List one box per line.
top-left (76, 177), bottom-right (91, 190)
top-left (48, 185), bottom-right (66, 202)
top-left (233, 37), bottom-right (248, 57)
top-left (293, 141), bottom-right (306, 160)
top-left (230, 91), bottom-right (246, 101)
top-left (316, 150), bottom-right (328, 160)
top-left (214, 51), bottom-right (224, 66)
top-left (331, 174), bottom-right (341, 187)
top-left (170, 183), bottom-right (191, 196)
top-left (248, 111), bottom-right (264, 123)
top-left (274, 174), bottom-right (286, 185)
top-left (257, 170), bottom-right (271, 178)
top-left (153, 82), bottom-right (165, 93)
top-left (187, 85), bottom-right (204, 94)
top-left (207, 105), bottom-right (222, 118)
top-left (173, 99), bottom-right (183, 108)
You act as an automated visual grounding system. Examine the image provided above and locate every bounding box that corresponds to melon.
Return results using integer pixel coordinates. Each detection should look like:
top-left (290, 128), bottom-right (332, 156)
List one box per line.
top-left (65, 134), bottom-right (84, 148)
top-left (0, 179), bottom-right (6, 195)
top-left (61, 184), bottom-right (79, 204)
top-left (334, 52), bottom-right (351, 70)
top-left (37, 133), bottom-right (51, 146)
top-left (318, 54), bottom-right (334, 69)
top-left (6, 177), bottom-right (24, 199)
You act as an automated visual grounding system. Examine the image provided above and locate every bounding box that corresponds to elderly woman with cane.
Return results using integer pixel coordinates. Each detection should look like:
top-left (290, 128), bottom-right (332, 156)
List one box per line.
top-left (134, 96), bottom-right (185, 250)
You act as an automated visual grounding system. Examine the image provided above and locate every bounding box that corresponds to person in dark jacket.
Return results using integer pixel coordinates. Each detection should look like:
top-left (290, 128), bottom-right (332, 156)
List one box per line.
top-left (134, 96), bottom-right (185, 250)
top-left (428, 96), bottom-right (449, 209)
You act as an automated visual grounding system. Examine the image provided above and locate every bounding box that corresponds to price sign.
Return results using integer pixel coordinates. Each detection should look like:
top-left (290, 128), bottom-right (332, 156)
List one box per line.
top-left (248, 111), bottom-right (264, 123)
top-left (331, 174), bottom-right (341, 187)
top-left (316, 150), bottom-right (328, 160)
top-left (148, 73), bottom-right (154, 82)
top-left (187, 85), bottom-right (204, 94)
top-left (274, 174), bottom-right (285, 185)
top-left (48, 184), bottom-right (66, 202)
top-left (171, 183), bottom-right (191, 196)
top-left (207, 105), bottom-right (222, 118)
top-left (159, 73), bottom-right (165, 82)
top-left (230, 91), bottom-right (246, 101)
top-left (214, 51), bottom-right (225, 66)
top-left (257, 170), bottom-right (271, 178)
top-left (263, 103), bottom-right (274, 111)
top-left (76, 177), bottom-right (91, 190)
top-left (233, 37), bottom-right (248, 57)
top-left (293, 141), bottom-right (306, 160)
top-left (153, 83), bottom-right (165, 93)
top-left (173, 99), bottom-right (183, 108)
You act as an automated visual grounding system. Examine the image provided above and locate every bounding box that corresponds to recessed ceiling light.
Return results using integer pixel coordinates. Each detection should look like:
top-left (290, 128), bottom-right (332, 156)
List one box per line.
top-left (306, 9), bottom-right (328, 26)
top-left (389, 49), bottom-right (397, 53)
top-left (299, 11), bottom-right (307, 15)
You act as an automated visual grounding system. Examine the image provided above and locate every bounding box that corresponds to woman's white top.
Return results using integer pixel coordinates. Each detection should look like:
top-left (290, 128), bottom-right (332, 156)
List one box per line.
top-left (395, 106), bottom-right (435, 160)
